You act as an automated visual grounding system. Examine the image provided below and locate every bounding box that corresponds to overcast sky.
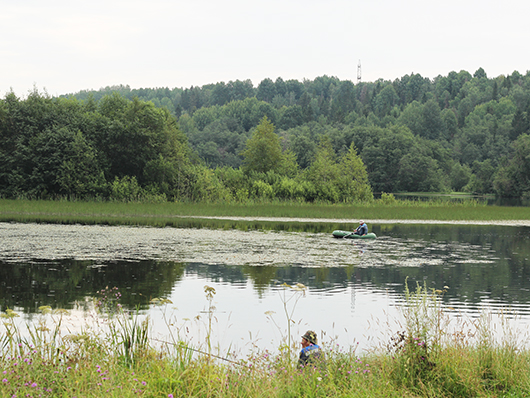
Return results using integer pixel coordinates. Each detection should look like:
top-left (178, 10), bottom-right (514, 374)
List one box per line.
top-left (2, 0), bottom-right (529, 97)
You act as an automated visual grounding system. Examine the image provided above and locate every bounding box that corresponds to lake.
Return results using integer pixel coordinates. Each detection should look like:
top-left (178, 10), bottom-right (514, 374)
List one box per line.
top-left (1, 219), bottom-right (530, 358)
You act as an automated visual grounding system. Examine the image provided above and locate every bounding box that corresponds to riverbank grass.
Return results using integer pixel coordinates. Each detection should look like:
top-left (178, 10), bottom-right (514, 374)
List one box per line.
top-left (2, 285), bottom-right (530, 397)
top-left (1, 198), bottom-right (529, 227)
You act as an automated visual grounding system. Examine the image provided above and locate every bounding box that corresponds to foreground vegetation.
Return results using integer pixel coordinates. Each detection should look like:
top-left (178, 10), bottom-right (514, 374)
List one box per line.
top-left (2, 284), bottom-right (530, 397)
top-left (1, 197), bottom-right (529, 227)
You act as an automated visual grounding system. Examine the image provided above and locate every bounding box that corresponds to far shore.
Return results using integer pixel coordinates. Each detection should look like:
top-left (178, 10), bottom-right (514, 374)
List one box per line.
top-left (180, 215), bottom-right (530, 227)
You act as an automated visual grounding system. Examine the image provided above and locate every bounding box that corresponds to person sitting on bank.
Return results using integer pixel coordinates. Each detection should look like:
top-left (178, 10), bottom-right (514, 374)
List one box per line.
top-left (298, 330), bottom-right (324, 368)
top-left (353, 220), bottom-right (368, 236)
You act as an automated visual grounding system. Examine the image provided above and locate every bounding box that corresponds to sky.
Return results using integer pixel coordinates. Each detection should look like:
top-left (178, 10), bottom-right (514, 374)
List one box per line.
top-left (1, 0), bottom-right (529, 97)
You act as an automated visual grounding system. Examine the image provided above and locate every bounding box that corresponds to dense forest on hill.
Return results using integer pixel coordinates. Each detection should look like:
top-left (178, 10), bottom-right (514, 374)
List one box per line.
top-left (1, 68), bottom-right (529, 203)
top-left (65, 68), bottom-right (530, 199)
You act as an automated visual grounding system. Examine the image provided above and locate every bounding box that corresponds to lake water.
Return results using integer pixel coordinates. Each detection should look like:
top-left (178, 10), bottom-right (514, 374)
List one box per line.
top-left (1, 220), bottom-right (530, 358)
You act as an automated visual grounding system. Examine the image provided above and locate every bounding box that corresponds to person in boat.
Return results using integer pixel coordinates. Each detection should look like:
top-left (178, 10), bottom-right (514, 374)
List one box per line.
top-left (298, 330), bottom-right (325, 368)
top-left (353, 220), bottom-right (368, 236)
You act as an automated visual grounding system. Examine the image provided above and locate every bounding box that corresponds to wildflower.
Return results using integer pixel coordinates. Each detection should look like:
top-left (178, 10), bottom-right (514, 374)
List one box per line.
top-left (168, 395), bottom-right (174, 398)
top-left (2, 378), bottom-right (8, 383)
top-left (141, 381), bottom-right (146, 386)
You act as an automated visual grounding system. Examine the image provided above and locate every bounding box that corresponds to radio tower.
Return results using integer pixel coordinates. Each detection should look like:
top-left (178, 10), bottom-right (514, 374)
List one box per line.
top-left (357, 60), bottom-right (361, 84)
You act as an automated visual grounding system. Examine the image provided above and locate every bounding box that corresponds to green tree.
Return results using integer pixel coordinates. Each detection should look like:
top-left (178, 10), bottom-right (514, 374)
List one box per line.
top-left (449, 162), bottom-right (472, 191)
top-left (374, 85), bottom-right (399, 118)
top-left (337, 143), bottom-right (373, 202)
top-left (304, 138), bottom-right (340, 202)
top-left (441, 108), bottom-right (458, 140)
top-left (240, 116), bottom-right (291, 175)
top-left (397, 101), bottom-right (423, 136)
top-left (421, 99), bottom-right (443, 140)
top-left (493, 134), bottom-right (530, 197)
top-left (278, 105), bottom-right (304, 130)
top-left (396, 143), bottom-right (447, 192)
top-left (256, 78), bottom-right (277, 103)
top-left (510, 107), bottom-right (529, 140)
top-left (464, 160), bottom-right (495, 194)
top-left (358, 125), bottom-right (415, 193)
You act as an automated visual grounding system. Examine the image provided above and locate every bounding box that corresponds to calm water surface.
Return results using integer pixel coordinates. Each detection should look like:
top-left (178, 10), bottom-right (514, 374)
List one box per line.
top-left (1, 221), bottom-right (530, 356)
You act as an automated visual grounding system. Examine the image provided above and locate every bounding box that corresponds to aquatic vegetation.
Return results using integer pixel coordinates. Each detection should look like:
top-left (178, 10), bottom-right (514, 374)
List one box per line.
top-left (1, 198), bottom-right (529, 229)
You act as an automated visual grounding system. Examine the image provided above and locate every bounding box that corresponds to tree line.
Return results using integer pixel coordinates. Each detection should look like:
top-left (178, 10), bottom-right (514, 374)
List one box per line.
top-left (63, 68), bottom-right (530, 199)
top-left (0, 91), bottom-right (372, 203)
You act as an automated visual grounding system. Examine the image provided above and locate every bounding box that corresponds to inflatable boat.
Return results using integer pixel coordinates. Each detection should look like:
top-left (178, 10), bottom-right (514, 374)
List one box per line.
top-left (332, 230), bottom-right (377, 239)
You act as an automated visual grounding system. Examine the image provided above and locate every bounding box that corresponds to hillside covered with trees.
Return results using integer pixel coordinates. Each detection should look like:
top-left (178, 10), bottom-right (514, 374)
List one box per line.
top-left (1, 68), bottom-right (529, 202)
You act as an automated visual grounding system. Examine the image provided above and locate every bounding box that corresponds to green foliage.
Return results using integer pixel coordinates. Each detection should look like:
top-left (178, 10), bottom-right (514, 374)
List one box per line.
top-left (240, 116), bottom-right (295, 177)
top-left (449, 162), bottom-right (472, 191)
top-left (189, 166), bottom-right (232, 203)
top-left (110, 176), bottom-right (142, 201)
top-left (493, 133), bottom-right (530, 197)
top-left (272, 177), bottom-right (307, 201)
top-left (4, 280), bottom-right (530, 397)
top-left (250, 180), bottom-right (274, 200)
top-left (0, 91), bottom-right (195, 201)
top-left (9, 68), bottom-right (530, 201)
top-left (337, 143), bottom-right (373, 202)
top-left (464, 160), bottom-right (496, 194)
top-left (380, 192), bottom-right (396, 205)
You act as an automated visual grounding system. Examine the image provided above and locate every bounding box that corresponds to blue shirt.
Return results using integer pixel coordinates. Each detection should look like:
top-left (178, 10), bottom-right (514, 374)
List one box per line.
top-left (299, 344), bottom-right (324, 367)
top-left (356, 223), bottom-right (368, 235)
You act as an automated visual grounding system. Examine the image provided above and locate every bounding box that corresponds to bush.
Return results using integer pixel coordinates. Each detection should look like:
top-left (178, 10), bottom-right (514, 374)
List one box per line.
top-left (250, 180), bottom-right (274, 200)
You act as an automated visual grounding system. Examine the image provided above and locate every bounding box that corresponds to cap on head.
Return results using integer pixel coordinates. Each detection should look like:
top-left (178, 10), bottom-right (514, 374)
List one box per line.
top-left (360, 220), bottom-right (364, 224)
top-left (302, 330), bottom-right (317, 345)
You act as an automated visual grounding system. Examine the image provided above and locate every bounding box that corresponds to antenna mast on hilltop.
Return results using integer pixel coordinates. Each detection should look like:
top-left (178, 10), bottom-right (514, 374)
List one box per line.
top-left (357, 60), bottom-right (361, 84)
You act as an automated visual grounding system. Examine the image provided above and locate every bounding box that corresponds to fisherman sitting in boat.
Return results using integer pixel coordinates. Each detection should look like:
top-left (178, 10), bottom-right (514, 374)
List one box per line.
top-left (353, 220), bottom-right (368, 236)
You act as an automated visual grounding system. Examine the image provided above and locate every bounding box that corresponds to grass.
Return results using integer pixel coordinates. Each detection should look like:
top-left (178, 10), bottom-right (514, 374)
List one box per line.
top-left (2, 285), bottom-right (530, 397)
top-left (0, 198), bottom-right (529, 228)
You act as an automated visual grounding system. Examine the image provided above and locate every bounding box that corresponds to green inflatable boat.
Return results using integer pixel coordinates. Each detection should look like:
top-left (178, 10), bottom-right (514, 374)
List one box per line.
top-left (332, 230), bottom-right (377, 239)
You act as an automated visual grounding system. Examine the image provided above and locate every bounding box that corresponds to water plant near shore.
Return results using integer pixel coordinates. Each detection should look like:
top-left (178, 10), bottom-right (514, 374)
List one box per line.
top-left (1, 197), bottom-right (529, 230)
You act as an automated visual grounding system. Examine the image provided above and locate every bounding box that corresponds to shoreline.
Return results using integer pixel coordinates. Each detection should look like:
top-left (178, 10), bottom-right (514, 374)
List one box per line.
top-left (181, 215), bottom-right (530, 227)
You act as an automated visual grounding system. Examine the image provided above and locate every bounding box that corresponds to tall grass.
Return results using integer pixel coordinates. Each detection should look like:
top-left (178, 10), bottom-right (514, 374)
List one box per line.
top-left (1, 198), bottom-right (528, 227)
top-left (2, 284), bottom-right (530, 397)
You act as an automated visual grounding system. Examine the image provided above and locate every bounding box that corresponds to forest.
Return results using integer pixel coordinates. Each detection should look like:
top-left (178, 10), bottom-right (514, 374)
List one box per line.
top-left (1, 67), bottom-right (529, 203)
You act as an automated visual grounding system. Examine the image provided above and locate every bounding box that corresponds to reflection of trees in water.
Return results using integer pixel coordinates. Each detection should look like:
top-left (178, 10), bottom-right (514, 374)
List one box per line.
top-left (2, 223), bottom-right (530, 313)
top-left (0, 259), bottom-right (185, 313)
top-left (372, 224), bottom-right (530, 305)
top-left (182, 223), bottom-right (530, 306)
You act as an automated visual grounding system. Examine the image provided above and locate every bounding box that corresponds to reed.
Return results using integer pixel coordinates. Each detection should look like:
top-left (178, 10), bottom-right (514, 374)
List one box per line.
top-left (1, 198), bottom-right (528, 228)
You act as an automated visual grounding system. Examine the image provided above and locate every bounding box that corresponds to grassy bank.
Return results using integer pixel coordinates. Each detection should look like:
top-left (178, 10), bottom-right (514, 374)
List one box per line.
top-left (2, 285), bottom-right (530, 397)
top-left (1, 198), bottom-right (529, 227)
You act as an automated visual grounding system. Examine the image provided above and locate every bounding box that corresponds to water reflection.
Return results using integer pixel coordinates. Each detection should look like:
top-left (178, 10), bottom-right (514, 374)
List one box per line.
top-left (0, 259), bottom-right (185, 313)
top-left (1, 221), bottom-right (530, 352)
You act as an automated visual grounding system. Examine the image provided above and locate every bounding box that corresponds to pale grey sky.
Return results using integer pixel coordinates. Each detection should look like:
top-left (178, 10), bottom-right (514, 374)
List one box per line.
top-left (1, 0), bottom-right (529, 97)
